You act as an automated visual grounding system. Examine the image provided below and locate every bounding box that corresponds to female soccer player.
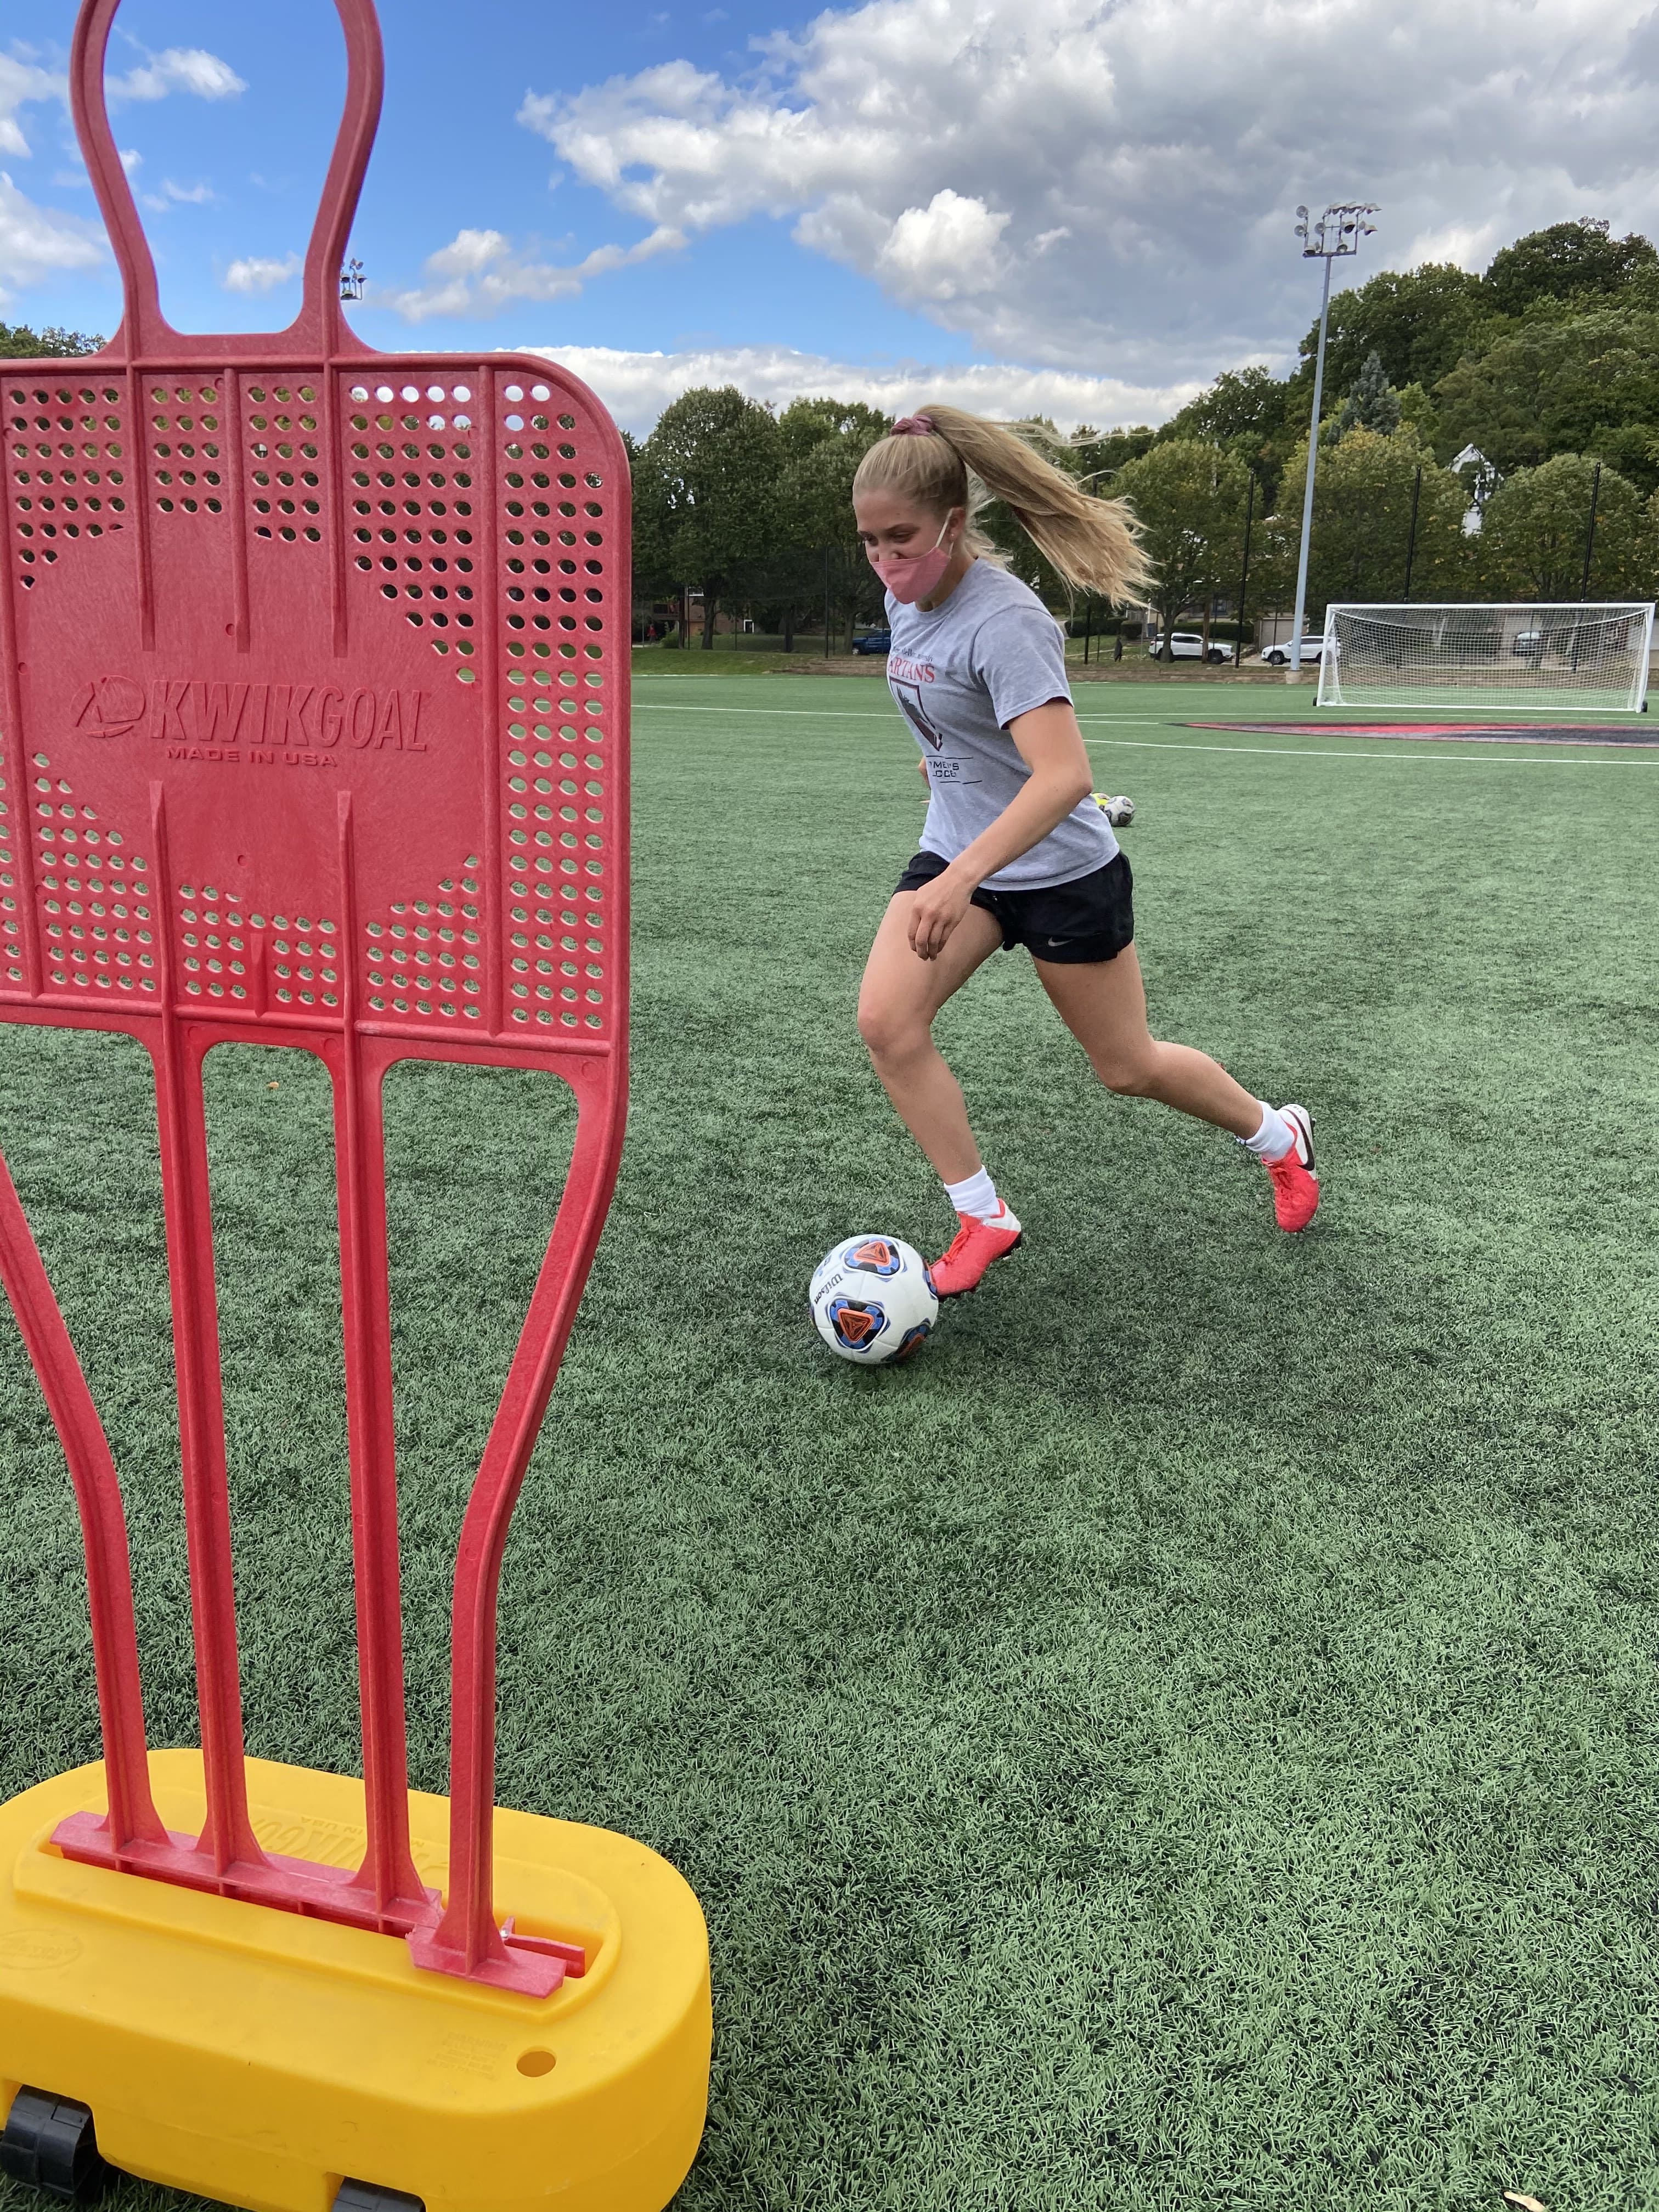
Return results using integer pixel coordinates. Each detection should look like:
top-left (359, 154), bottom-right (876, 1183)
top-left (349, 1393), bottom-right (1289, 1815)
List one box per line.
top-left (853, 406), bottom-right (1318, 1296)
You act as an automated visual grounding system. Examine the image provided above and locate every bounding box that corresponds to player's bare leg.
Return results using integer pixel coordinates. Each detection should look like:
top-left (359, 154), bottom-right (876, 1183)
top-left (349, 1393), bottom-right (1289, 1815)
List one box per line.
top-left (856, 894), bottom-right (1003, 1180)
top-left (1033, 946), bottom-right (1259, 1129)
top-left (1035, 947), bottom-right (1319, 1229)
top-left (856, 898), bottom-right (1024, 1289)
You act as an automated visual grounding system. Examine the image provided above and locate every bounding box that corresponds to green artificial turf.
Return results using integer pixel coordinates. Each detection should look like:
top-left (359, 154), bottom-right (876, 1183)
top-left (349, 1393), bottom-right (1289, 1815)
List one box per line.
top-left (3, 680), bottom-right (1659, 2210)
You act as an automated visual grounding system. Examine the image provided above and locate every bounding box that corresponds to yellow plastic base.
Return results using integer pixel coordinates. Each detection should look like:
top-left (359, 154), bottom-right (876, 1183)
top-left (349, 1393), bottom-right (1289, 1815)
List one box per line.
top-left (0, 1752), bottom-right (710, 2212)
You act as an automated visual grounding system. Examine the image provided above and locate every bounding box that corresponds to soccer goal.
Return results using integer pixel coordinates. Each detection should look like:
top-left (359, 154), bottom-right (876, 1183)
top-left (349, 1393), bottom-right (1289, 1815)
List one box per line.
top-left (1318, 602), bottom-right (1656, 713)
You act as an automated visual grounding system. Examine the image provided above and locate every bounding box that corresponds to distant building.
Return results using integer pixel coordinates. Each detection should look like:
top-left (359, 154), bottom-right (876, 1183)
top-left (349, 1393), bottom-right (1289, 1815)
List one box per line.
top-left (1450, 445), bottom-right (1499, 537)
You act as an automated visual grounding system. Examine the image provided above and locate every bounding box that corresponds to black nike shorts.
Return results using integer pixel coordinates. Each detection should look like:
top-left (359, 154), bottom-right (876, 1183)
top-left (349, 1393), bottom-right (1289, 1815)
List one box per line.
top-left (894, 848), bottom-right (1135, 964)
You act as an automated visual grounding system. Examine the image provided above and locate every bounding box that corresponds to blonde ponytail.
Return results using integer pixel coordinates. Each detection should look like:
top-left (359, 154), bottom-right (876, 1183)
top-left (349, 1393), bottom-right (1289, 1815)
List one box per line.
top-left (853, 403), bottom-right (1152, 605)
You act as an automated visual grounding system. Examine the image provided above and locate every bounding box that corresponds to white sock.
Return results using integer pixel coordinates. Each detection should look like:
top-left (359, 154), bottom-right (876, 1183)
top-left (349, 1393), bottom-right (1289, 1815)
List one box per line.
top-left (1241, 1103), bottom-right (1295, 1162)
top-left (944, 1167), bottom-right (1002, 1221)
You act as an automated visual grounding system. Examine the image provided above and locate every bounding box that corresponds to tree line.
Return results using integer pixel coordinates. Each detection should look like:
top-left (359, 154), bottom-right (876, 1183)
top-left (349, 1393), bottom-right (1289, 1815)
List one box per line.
top-left (15, 214), bottom-right (1659, 646)
top-left (627, 393), bottom-right (897, 649)
top-left (1109, 216), bottom-right (1659, 641)
top-left (627, 218), bottom-right (1659, 648)
top-left (0, 322), bottom-right (101, 360)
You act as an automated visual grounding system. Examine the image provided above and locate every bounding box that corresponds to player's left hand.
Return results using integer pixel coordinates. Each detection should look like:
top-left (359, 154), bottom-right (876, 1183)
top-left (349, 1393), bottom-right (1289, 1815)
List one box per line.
top-left (909, 870), bottom-right (973, 961)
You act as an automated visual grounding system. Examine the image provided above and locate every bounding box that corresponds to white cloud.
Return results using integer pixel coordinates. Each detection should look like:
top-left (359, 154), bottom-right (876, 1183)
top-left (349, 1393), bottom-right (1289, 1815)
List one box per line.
top-left (521, 340), bottom-right (1203, 438)
top-left (518, 0), bottom-right (1659, 380)
top-left (0, 170), bottom-right (104, 304)
top-left (140, 178), bottom-right (215, 212)
top-left (387, 221), bottom-right (683, 321)
top-left (0, 51), bottom-right (61, 160)
top-left (223, 250), bottom-right (300, 294)
top-left (1402, 218), bottom-right (1503, 272)
top-left (109, 48), bottom-right (246, 104)
top-left (427, 227), bottom-right (511, 277)
top-left (119, 147), bottom-right (142, 176)
top-left (873, 189), bottom-right (1010, 304)
top-left (0, 40), bottom-right (227, 264)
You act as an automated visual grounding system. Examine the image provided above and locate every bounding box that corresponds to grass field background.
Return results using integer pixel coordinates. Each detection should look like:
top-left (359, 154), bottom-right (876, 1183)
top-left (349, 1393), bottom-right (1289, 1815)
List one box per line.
top-left (2, 678), bottom-right (1658, 2210)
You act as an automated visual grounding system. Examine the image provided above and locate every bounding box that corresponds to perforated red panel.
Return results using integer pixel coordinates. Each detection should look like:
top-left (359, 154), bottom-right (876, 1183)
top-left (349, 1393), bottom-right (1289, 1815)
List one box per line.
top-left (1, 358), bottom-right (627, 1048)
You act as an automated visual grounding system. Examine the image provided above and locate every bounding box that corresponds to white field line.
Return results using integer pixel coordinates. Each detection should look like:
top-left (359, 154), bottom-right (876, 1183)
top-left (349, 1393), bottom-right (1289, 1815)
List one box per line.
top-left (633, 698), bottom-right (1659, 765)
top-left (635, 701), bottom-right (1170, 724)
top-left (1081, 735), bottom-right (1659, 768)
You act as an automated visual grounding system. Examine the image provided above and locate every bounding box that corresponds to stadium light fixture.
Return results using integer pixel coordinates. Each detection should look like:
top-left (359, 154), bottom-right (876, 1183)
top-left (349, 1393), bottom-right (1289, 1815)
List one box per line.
top-left (1288, 202), bottom-right (1378, 672)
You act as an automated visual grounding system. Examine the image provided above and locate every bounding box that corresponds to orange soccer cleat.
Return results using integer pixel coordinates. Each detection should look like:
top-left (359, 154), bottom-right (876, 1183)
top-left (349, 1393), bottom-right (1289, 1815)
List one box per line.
top-left (1263, 1104), bottom-right (1319, 1232)
top-left (931, 1204), bottom-right (1023, 1295)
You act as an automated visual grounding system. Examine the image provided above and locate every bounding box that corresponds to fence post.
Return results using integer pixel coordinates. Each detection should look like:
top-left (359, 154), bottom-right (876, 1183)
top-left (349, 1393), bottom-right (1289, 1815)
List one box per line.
top-left (1402, 465), bottom-right (1422, 599)
top-left (1579, 462), bottom-right (1602, 600)
top-left (1233, 476), bottom-right (1256, 668)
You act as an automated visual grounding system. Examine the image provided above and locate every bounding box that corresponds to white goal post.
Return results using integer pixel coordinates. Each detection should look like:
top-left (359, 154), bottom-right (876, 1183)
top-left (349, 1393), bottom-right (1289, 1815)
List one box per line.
top-left (1317, 602), bottom-right (1656, 713)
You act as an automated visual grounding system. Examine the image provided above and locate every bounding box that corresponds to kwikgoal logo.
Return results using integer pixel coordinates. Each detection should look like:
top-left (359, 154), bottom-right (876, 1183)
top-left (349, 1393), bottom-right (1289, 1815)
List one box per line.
top-left (70, 676), bottom-right (429, 752)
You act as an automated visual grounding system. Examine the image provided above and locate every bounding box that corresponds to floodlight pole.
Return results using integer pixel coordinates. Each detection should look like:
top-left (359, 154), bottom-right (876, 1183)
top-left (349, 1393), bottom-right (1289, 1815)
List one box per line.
top-left (1289, 202), bottom-right (1378, 672)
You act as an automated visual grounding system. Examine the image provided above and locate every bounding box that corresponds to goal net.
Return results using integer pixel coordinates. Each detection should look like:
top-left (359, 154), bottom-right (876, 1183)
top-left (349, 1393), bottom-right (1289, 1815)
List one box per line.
top-left (1317, 602), bottom-right (1655, 713)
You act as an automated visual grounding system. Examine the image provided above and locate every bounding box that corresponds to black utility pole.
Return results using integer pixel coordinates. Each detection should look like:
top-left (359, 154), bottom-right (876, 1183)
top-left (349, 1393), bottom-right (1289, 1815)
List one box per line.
top-left (1571, 462), bottom-right (1603, 672)
top-left (1401, 465), bottom-right (1423, 599)
top-left (1233, 476), bottom-right (1256, 668)
top-left (1083, 594), bottom-right (1094, 665)
top-left (1579, 463), bottom-right (1602, 600)
top-left (823, 546), bottom-right (832, 660)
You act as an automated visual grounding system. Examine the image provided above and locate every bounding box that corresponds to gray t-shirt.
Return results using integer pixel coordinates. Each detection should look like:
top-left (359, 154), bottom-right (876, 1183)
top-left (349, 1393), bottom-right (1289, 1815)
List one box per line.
top-left (886, 558), bottom-right (1117, 890)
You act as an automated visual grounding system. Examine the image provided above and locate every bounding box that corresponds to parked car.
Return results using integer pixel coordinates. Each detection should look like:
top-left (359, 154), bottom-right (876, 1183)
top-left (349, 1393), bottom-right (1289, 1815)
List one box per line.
top-left (1257, 638), bottom-right (1329, 666)
top-left (853, 627), bottom-right (891, 655)
top-left (1146, 630), bottom-right (1228, 662)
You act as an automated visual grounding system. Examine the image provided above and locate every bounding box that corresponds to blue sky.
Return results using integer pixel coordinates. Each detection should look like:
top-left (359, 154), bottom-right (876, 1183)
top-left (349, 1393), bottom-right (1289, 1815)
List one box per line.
top-left (16, 0), bottom-right (958, 351)
top-left (7, 0), bottom-right (1659, 433)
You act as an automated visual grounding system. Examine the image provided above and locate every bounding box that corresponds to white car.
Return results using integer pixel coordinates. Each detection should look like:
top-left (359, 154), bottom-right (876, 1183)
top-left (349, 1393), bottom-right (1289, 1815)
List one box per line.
top-left (1146, 631), bottom-right (1228, 662)
top-left (1257, 637), bottom-right (1329, 666)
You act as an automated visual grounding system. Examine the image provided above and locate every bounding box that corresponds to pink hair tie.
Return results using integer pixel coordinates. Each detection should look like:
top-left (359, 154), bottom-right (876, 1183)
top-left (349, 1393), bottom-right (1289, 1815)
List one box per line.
top-left (891, 414), bottom-right (934, 436)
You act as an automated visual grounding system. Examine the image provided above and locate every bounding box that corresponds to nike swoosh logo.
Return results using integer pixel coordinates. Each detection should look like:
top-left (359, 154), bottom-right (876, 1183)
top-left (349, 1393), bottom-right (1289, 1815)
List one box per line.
top-left (1046, 936), bottom-right (1068, 947)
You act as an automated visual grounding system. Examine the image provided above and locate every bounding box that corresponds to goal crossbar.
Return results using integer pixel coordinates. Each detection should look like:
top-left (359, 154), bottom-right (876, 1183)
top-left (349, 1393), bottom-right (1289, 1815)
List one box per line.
top-left (1318, 601), bottom-right (1656, 713)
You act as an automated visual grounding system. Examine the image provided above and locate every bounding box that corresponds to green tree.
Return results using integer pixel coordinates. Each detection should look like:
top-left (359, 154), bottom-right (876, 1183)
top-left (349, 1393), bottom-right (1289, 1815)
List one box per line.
top-left (635, 386), bottom-right (782, 648)
top-left (1434, 307), bottom-right (1659, 491)
top-left (1112, 438), bottom-right (1252, 656)
top-left (1156, 368), bottom-right (1297, 501)
top-left (1483, 218), bottom-right (1657, 318)
top-left (624, 427), bottom-right (680, 638)
top-left (1163, 366), bottom-right (1289, 448)
top-left (1074, 424), bottom-right (1159, 483)
top-left (0, 321), bottom-right (103, 359)
top-left (1395, 381), bottom-right (1443, 451)
top-left (1259, 432), bottom-right (1469, 616)
top-left (1476, 453), bottom-right (1656, 600)
top-left (1294, 263), bottom-right (1487, 399)
top-left (767, 397), bottom-right (889, 648)
top-left (1335, 352), bottom-right (1401, 439)
top-left (777, 397), bottom-right (890, 465)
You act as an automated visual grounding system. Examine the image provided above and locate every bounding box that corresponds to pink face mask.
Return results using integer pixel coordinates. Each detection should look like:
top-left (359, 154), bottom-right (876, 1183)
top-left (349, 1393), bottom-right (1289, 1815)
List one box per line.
top-left (866, 520), bottom-right (956, 605)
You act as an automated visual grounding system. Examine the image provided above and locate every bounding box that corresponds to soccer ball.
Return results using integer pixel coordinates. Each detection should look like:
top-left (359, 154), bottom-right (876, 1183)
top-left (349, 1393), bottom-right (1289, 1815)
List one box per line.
top-left (809, 1235), bottom-right (939, 1364)
top-left (1094, 791), bottom-right (1135, 827)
